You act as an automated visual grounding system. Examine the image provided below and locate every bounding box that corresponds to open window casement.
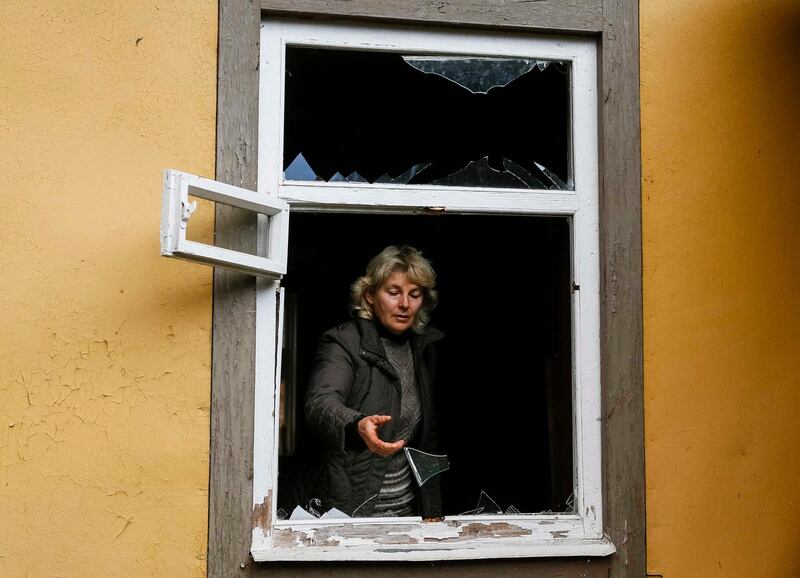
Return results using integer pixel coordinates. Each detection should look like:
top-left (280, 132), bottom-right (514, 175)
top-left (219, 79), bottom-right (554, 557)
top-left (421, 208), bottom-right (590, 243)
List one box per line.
top-left (245, 19), bottom-right (615, 562)
top-left (160, 169), bottom-right (289, 278)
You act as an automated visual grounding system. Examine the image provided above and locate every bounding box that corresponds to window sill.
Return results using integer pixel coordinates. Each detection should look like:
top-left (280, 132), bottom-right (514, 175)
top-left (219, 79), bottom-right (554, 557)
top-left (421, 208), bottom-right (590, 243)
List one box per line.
top-left (251, 516), bottom-right (615, 561)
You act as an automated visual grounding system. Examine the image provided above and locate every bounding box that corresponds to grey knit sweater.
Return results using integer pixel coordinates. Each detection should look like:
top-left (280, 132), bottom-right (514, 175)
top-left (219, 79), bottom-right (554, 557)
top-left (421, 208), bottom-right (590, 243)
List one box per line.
top-left (373, 337), bottom-right (421, 516)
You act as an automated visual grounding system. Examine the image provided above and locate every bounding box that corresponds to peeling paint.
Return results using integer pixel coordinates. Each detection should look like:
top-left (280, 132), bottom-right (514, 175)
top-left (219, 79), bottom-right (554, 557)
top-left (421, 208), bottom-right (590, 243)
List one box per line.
top-left (252, 489), bottom-right (272, 531)
top-left (460, 521), bottom-right (532, 538)
top-left (273, 523), bottom-right (422, 548)
top-left (425, 522), bottom-right (532, 542)
top-left (377, 547), bottom-right (466, 553)
top-left (272, 520), bottom-right (535, 551)
top-left (272, 528), bottom-right (314, 549)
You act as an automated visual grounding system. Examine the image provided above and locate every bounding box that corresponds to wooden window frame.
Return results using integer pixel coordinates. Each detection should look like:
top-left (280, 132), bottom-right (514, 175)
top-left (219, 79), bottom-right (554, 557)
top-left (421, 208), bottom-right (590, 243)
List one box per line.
top-left (249, 18), bottom-right (607, 562)
top-left (211, 1), bottom-right (643, 576)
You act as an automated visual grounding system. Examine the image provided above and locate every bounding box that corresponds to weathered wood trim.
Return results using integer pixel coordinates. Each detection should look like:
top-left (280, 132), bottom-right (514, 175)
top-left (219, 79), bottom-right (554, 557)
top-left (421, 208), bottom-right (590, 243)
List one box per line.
top-left (210, 1), bottom-right (644, 576)
top-left (260, 0), bottom-right (604, 33)
top-left (600, 0), bottom-right (646, 577)
top-left (240, 558), bottom-right (609, 576)
top-left (210, 0), bottom-right (262, 576)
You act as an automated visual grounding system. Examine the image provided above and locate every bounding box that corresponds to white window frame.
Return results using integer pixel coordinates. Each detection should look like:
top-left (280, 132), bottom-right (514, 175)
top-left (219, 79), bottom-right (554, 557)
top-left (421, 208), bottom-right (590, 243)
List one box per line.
top-left (160, 169), bottom-right (289, 278)
top-left (249, 18), bottom-right (612, 561)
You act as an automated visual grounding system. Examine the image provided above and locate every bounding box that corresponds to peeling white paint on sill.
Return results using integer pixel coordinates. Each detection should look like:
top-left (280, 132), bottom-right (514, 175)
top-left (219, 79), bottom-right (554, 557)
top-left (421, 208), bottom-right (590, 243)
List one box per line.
top-left (251, 516), bottom-right (615, 561)
top-left (252, 536), bottom-right (615, 562)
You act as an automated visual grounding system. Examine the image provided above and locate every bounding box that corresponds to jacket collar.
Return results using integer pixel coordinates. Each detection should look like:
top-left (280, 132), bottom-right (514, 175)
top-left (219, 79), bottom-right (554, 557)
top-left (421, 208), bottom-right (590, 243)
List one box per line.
top-left (356, 317), bottom-right (443, 360)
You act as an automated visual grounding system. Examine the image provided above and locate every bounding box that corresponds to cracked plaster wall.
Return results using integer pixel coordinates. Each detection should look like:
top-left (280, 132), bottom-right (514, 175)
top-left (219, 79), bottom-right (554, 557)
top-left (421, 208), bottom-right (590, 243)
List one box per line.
top-left (642, 1), bottom-right (800, 576)
top-left (0, 1), bottom-right (217, 576)
top-left (5, 1), bottom-right (800, 576)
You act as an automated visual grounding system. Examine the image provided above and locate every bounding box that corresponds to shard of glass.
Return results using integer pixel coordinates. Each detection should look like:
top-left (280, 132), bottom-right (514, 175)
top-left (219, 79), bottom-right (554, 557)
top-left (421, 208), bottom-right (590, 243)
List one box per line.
top-left (402, 56), bottom-right (555, 94)
top-left (346, 171), bottom-right (368, 183)
top-left (393, 162), bottom-right (431, 184)
top-left (430, 156), bottom-right (528, 189)
top-left (459, 490), bottom-right (503, 516)
top-left (284, 152), bottom-right (318, 181)
top-left (288, 505), bottom-right (316, 520)
top-left (503, 158), bottom-right (547, 189)
top-left (404, 447), bottom-right (450, 486)
top-left (534, 161), bottom-right (569, 190)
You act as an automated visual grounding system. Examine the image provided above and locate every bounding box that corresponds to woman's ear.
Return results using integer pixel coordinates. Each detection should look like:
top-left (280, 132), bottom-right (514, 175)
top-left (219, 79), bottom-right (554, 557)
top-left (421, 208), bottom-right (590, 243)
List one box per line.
top-left (365, 290), bottom-right (374, 306)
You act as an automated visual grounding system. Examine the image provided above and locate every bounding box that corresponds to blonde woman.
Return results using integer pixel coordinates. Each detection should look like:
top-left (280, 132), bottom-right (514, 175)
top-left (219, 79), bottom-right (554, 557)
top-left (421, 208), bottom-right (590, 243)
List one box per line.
top-left (305, 245), bottom-right (443, 518)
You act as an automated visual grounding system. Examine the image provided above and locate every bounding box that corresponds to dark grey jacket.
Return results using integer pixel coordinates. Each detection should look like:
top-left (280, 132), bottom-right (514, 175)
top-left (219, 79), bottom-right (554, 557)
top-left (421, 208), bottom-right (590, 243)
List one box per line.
top-left (305, 318), bottom-right (444, 518)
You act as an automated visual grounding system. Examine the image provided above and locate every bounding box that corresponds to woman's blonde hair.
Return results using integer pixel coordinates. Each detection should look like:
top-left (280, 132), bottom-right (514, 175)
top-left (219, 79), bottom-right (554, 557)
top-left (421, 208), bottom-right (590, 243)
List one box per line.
top-left (351, 245), bottom-right (438, 333)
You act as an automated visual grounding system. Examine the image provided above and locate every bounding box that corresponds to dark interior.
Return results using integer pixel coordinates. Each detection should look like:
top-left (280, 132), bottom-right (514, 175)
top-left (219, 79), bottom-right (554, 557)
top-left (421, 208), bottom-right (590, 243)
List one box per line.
top-left (277, 212), bottom-right (574, 516)
top-left (283, 47), bottom-right (572, 189)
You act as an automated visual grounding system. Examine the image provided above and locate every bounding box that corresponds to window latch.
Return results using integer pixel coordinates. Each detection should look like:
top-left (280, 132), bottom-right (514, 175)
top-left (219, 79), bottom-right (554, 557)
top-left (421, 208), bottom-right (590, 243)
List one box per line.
top-left (422, 206), bottom-right (446, 215)
top-left (179, 199), bottom-right (197, 229)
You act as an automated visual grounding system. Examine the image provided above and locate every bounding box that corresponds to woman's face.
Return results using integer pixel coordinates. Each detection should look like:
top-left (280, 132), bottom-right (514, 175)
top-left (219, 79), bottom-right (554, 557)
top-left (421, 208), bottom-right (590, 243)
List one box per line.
top-left (366, 271), bottom-right (424, 335)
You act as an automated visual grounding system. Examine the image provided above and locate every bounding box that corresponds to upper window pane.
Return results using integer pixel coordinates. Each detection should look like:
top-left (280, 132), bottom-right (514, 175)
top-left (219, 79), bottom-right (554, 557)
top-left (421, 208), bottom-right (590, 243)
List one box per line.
top-left (283, 47), bottom-right (572, 190)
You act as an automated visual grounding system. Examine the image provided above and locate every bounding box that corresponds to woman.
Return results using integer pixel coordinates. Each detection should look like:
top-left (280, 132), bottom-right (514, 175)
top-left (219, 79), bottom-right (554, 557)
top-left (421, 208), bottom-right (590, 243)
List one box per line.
top-left (304, 245), bottom-right (443, 518)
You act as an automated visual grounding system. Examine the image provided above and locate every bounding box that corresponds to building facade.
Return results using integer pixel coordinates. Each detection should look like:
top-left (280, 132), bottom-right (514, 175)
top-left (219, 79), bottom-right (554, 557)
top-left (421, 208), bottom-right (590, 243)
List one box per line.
top-left (1, 1), bottom-right (798, 576)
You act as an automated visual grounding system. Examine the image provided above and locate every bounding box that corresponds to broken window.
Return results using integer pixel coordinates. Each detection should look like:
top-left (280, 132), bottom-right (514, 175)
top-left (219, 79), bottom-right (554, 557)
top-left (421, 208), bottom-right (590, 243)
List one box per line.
top-left (277, 213), bottom-right (574, 518)
top-left (283, 48), bottom-right (572, 190)
top-left (252, 19), bottom-right (608, 561)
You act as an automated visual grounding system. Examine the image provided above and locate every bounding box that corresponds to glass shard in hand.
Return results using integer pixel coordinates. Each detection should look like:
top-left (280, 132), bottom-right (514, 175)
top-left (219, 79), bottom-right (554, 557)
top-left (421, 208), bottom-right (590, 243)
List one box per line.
top-left (404, 447), bottom-right (450, 487)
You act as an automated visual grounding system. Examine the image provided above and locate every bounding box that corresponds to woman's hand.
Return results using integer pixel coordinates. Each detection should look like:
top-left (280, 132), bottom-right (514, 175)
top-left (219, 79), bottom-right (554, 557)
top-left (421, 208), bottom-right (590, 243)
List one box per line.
top-left (357, 415), bottom-right (405, 457)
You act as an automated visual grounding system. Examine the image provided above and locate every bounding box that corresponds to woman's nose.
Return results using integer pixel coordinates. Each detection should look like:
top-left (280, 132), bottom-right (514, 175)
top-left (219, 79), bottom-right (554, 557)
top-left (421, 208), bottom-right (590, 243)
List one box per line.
top-left (398, 294), bottom-right (409, 308)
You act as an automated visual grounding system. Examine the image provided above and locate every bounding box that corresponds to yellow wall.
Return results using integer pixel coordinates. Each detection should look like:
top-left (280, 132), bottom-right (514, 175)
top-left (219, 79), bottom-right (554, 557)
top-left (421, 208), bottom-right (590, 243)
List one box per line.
top-left (642, 1), bottom-right (800, 576)
top-left (0, 2), bottom-right (217, 576)
top-left (3, 1), bottom-right (799, 576)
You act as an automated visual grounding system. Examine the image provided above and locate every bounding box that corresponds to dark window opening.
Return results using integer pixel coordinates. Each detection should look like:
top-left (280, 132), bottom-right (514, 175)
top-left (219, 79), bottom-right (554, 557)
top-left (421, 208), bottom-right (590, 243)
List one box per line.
top-left (277, 212), bottom-right (574, 516)
top-left (283, 48), bottom-right (572, 190)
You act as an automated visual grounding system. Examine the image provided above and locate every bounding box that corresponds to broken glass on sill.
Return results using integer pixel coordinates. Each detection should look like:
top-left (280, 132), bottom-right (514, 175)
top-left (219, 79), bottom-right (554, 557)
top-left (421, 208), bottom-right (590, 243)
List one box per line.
top-left (459, 490), bottom-right (503, 516)
top-left (351, 493), bottom-right (379, 518)
top-left (565, 491), bottom-right (576, 513)
top-left (457, 491), bottom-right (567, 516)
top-left (320, 507), bottom-right (350, 519)
top-left (350, 492), bottom-right (413, 519)
top-left (287, 498), bottom-right (353, 520)
top-left (288, 504), bottom-right (317, 520)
